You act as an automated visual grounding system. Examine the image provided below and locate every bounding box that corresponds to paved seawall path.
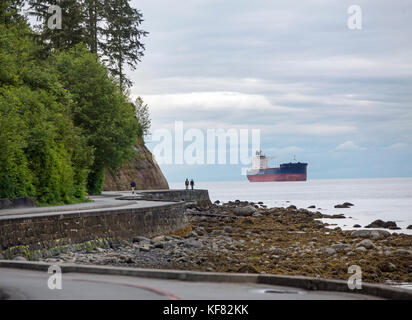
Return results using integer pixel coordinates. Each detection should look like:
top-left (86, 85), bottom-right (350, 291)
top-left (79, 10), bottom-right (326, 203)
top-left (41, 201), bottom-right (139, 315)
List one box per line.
top-left (1, 190), bottom-right (411, 300)
top-left (0, 190), bottom-right (210, 256)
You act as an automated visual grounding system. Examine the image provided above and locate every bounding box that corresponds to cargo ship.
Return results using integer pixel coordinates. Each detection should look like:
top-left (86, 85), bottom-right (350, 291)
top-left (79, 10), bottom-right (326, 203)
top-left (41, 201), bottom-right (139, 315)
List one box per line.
top-left (246, 151), bottom-right (308, 182)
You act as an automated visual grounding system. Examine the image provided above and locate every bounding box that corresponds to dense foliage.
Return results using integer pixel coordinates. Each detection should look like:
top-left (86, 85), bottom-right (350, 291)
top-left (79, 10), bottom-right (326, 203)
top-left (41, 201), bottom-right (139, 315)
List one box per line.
top-left (0, 1), bottom-right (144, 203)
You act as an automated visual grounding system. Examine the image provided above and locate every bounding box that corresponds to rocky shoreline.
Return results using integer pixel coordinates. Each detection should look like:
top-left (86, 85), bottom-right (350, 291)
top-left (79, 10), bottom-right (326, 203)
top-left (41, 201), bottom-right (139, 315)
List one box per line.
top-left (6, 200), bottom-right (412, 285)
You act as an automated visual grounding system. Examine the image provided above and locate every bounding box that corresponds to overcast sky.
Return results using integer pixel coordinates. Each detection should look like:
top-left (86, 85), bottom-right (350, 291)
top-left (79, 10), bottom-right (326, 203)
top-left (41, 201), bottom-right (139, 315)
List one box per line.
top-left (128, 0), bottom-right (412, 182)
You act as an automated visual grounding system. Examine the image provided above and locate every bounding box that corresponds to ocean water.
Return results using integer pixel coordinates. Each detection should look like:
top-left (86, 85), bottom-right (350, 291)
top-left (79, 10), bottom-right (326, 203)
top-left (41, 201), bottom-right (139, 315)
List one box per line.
top-left (170, 178), bottom-right (412, 235)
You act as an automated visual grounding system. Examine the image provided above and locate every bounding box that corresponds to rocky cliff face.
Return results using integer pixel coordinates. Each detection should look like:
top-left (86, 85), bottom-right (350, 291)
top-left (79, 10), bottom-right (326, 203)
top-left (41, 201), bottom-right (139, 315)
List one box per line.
top-left (103, 143), bottom-right (169, 191)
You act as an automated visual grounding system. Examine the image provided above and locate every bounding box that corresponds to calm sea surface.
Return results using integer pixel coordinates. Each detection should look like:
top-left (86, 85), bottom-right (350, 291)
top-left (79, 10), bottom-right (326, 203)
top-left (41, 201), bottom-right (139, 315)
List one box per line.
top-left (170, 178), bottom-right (412, 235)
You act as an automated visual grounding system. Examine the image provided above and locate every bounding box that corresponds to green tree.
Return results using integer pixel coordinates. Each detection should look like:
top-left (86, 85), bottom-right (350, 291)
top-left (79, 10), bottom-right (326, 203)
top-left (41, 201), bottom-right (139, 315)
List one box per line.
top-left (100, 0), bottom-right (148, 90)
top-left (134, 96), bottom-right (151, 140)
top-left (52, 44), bottom-right (139, 194)
top-left (0, 21), bottom-right (92, 203)
top-left (28, 0), bottom-right (87, 51)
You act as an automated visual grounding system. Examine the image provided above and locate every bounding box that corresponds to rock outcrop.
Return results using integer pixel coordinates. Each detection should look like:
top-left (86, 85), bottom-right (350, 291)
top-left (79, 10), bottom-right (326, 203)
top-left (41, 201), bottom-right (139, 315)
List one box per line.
top-left (103, 143), bottom-right (169, 191)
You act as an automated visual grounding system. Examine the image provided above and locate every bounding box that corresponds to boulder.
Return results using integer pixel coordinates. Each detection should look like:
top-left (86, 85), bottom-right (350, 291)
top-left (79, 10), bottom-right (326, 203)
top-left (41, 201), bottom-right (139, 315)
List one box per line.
top-left (194, 227), bottom-right (206, 236)
top-left (287, 205), bottom-right (297, 210)
top-left (350, 229), bottom-right (390, 240)
top-left (324, 247), bottom-right (336, 255)
top-left (232, 205), bottom-right (257, 216)
top-left (355, 239), bottom-right (375, 250)
top-left (331, 243), bottom-right (351, 250)
top-left (365, 219), bottom-right (400, 229)
top-left (223, 226), bottom-right (233, 234)
top-left (152, 235), bottom-right (165, 242)
top-left (308, 205), bottom-right (316, 209)
top-left (407, 225), bottom-right (412, 230)
top-left (132, 236), bottom-right (151, 244)
top-left (184, 239), bottom-right (202, 249)
top-left (379, 261), bottom-right (396, 272)
top-left (272, 248), bottom-right (285, 255)
top-left (353, 224), bottom-right (361, 228)
top-left (210, 230), bottom-right (224, 236)
top-left (343, 202), bottom-right (354, 207)
top-left (394, 249), bottom-right (412, 255)
top-left (334, 203), bottom-right (352, 208)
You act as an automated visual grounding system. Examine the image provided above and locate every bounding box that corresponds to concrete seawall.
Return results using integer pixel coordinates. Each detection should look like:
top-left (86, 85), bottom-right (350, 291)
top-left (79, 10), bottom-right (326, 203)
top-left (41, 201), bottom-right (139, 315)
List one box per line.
top-left (118, 189), bottom-right (210, 202)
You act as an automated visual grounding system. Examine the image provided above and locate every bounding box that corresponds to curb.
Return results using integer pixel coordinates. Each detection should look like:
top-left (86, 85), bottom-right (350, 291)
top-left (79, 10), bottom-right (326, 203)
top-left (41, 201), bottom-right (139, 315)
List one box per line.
top-left (1, 260), bottom-right (411, 300)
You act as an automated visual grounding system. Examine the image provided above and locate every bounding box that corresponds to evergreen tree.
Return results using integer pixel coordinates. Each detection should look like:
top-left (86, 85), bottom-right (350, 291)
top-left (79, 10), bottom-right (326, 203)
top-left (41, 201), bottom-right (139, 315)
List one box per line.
top-left (100, 0), bottom-right (148, 90)
top-left (134, 96), bottom-right (151, 140)
top-left (1, 0), bottom-right (25, 26)
top-left (28, 0), bottom-right (87, 51)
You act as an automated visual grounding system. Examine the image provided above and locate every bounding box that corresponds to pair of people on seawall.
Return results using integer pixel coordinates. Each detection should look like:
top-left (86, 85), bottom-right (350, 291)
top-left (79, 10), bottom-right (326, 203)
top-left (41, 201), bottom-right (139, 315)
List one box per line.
top-left (185, 178), bottom-right (195, 190)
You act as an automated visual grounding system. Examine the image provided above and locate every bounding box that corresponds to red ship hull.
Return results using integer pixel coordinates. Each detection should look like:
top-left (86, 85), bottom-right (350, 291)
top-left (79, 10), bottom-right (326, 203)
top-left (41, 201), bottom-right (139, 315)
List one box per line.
top-left (247, 173), bottom-right (307, 182)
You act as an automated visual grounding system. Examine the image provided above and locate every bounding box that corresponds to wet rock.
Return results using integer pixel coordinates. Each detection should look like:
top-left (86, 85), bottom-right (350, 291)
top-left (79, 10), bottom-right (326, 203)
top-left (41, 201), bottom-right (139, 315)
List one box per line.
top-left (356, 239), bottom-right (375, 250)
top-left (132, 236), bottom-right (151, 244)
top-left (382, 221), bottom-right (398, 229)
top-left (272, 248), bottom-right (285, 255)
top-left (334, 203), bottom-right (352, 208)
top-left (308, 205), bottom-right (316, 209)
top-left (233, 206), bottom-right (257, 216)
top-left (350, 229), bottom-right (390, 240)
top-left (223, 226), bottom-right (233, 234)
top-left (322, 213), bottom-right (345, 219)
top-left (210, 230), bottom-right (224, 236)
top-left (138, 244), bottom-right (151, 252)
top-left (394, 249), bottom-right (412, 255)
top-left (365, 219), bottom-right (400, 229)
top-left (323, 247), bottom-right (336, 255)
top-left (379, 261), bottom-right (396, 272)
top-left (407, 225), bottom-right (412, 230)
top-left (353, 224), bottom-right (361, 228)
top-left (184, 239), bottom-right (203, 249)
top-left (194, 227), bottom-right (206, 236)
top-left (152, 235), bottom-right (166, 242)
top-left (287, 205), bottom-right (297, 210)
top-left (331, 243), bottom-right (351, 250)
top-left (185, 231), bottom-right (198, 238)
top-left (214, 200), bottom-right (220, 204)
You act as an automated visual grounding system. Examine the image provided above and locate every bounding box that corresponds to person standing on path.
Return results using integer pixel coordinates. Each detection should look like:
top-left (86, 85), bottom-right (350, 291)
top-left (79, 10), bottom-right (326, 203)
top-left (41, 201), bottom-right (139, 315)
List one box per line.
top-left (130, 180), bottom-right (136, 194)
top-left (185, 178), bottom-right (189, 190)
top-left (190, 179), bottom-right (194, 190)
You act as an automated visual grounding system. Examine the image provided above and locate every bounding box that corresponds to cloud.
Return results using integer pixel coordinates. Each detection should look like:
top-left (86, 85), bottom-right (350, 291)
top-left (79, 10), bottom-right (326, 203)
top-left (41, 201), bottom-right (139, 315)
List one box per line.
top-left (128, 0), bottom-right (412, 180)
top-left (385, 143), bottom-right (408, 149)
top-left (266, 146), bottom-right (304, 154)
top-left (335, 141), bottom-right (366, 151)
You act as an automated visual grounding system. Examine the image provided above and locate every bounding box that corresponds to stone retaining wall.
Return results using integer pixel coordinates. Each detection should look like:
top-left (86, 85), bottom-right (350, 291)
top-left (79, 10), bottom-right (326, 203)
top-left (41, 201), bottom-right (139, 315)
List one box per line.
top-left (0, 202), bottom-right (187, 252)
top-left (0, 197), bottom-right (36, 210)
top-left (119, 189), bottom-right (211, 203)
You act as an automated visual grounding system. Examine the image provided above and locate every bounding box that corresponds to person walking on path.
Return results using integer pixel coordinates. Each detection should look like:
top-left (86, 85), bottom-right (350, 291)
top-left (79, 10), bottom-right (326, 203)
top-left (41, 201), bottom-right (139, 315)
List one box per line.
top-left (130, 181), bottom-right (136, 194)
top-left (185, 178), bottom-right (189, 190)
top-left (190, 179), bottom-right (194, 190)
